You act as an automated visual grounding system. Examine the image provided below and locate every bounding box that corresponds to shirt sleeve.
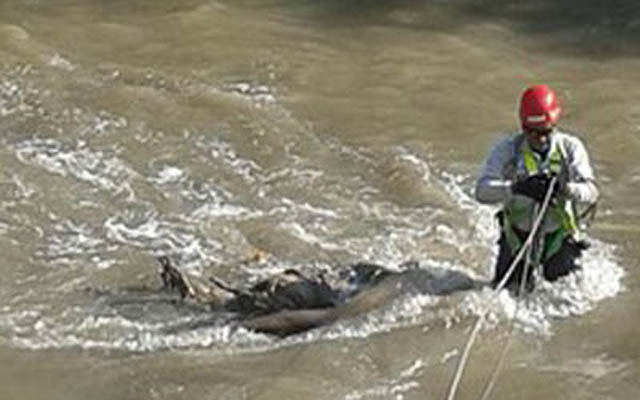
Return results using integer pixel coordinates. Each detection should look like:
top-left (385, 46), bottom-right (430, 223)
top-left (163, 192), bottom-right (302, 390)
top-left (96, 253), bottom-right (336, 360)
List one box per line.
top-left (564, 136), bottom-right (599, 204)
top-left (475, 137), bottom-right (514, 204)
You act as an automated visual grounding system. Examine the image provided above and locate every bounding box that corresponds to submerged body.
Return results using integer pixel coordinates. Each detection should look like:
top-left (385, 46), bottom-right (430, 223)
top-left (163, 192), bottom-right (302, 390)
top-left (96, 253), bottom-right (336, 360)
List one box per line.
top-left (157, 257), bottom-right (483, 336)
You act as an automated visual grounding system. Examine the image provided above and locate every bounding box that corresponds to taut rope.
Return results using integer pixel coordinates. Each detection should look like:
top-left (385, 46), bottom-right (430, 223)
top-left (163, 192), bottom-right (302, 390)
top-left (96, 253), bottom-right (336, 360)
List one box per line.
top-left (445, 177), bottom-right (557, 400)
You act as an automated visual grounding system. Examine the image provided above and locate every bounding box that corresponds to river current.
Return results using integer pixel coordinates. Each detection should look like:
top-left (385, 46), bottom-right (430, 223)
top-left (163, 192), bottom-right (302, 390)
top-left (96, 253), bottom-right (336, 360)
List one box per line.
top-left (0, 1), bottom-right (639, 399)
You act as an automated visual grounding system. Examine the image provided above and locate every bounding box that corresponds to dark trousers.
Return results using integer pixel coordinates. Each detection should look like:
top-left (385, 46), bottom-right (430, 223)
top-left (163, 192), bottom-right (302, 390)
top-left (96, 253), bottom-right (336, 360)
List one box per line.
top-left (491, 230), bottom-right (587, 293)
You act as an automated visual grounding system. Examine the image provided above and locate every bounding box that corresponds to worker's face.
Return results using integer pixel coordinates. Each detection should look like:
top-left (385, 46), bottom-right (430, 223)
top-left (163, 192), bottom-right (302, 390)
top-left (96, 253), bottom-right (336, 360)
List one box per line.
top-left (525, 126), bottom-right (554, 152)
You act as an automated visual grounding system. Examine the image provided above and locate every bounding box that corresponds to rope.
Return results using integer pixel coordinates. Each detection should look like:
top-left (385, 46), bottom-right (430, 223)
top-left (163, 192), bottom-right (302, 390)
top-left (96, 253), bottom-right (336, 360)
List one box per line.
top-left (477, 204), bottom-right (540, 400)
top-left (445, 177), bottom-right (557, 400)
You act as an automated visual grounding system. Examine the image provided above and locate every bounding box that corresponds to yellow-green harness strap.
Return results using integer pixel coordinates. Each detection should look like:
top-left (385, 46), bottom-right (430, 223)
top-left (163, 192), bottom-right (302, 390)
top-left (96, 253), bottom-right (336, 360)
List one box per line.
top-left (523, 150), bottom-right (538, 175)
top-left (503, 136), bottom-right (578, 259)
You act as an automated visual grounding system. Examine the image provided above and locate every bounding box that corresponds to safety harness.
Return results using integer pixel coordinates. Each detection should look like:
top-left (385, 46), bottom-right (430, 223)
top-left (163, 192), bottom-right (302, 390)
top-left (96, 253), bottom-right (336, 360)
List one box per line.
top-left (501, 133), bottom-right (579, 263)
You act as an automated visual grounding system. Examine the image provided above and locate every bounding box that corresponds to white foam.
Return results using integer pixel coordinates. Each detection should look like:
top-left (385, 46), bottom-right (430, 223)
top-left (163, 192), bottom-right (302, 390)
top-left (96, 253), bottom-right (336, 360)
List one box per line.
top-left (190, 203), bottom-right (257, 219)
top-left (0, 138), bottom-right (624, 352)
top-left (223, 82), bottom-right (277, 106)
top-left (0, 71), bottom-right (38, 117)
top-left (150, 165), bottom-right (185, 185)
top-left (48, 54), bottom-right (75, 71)
top-left (195, 135), bottom-right (263, 183)
top-left (344, 358), bottom-right (424, 400)
top-left (104, 210), bottom-right (223, 263)
top-left (4, 310), bottom-right (272, 352)
top-left (439, 170), bottom-right (624, 335)
top-left (12, 138), bottom-right (134, 194)
top-left (35, 218), bottom-right (115, 265)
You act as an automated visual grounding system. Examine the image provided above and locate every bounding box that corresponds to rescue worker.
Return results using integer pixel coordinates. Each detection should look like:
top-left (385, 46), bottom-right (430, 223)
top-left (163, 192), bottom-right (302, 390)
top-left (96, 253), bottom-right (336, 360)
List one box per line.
top-left (475, 85), bottom-right (599, 293)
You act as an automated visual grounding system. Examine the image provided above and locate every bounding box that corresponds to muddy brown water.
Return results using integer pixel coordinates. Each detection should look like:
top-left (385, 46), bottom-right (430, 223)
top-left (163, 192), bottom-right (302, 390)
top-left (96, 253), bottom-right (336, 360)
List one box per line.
top-left (1, 1), bottom-right (639, 399)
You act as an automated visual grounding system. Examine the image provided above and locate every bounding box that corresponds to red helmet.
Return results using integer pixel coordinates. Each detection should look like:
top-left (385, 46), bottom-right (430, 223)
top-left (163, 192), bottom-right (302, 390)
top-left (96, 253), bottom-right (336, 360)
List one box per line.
top-left (519, 85), bottom-right (561, 129)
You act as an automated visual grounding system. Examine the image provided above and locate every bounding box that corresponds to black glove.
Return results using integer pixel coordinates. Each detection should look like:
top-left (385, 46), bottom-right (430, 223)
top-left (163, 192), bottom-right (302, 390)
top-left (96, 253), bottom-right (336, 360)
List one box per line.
top-left (512, 174), bottom-right (558, 202)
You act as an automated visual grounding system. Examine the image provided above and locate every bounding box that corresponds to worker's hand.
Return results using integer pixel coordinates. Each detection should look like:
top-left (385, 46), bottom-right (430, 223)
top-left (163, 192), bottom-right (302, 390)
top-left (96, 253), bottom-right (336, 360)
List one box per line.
top-left (512, 174), bottom-right (557, 202)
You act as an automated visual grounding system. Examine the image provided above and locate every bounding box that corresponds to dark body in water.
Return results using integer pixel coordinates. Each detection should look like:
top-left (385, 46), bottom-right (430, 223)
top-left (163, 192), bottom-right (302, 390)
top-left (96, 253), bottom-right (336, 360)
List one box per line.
top-left (157, 256), bottom-right (484, 336)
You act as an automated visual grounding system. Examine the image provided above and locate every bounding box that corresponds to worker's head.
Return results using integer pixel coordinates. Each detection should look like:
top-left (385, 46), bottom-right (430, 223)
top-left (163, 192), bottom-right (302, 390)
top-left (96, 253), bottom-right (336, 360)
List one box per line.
top-left (519, 85), bottom-right (561, 151)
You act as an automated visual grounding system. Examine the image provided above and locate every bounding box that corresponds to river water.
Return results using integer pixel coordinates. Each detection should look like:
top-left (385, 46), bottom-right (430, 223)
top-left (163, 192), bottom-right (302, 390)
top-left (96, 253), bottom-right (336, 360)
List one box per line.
top-left (0, 1), bottom-right (639, 399)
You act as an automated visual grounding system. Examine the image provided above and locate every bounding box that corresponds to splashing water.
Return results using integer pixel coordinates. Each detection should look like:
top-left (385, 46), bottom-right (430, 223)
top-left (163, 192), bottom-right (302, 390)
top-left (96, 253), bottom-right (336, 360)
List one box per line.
top-left (0, 76), bottom-right (624, 353)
